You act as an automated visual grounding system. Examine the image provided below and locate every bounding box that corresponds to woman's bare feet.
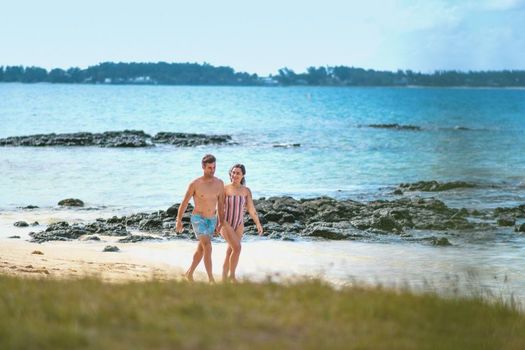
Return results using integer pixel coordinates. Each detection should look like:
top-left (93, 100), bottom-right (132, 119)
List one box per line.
top-left (183, 272), bottom-right (194, 282)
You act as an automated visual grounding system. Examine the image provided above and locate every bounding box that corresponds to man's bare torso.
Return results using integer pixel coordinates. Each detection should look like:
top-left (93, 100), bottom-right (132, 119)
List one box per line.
top-left (192, 176), bottom-right (223, 217)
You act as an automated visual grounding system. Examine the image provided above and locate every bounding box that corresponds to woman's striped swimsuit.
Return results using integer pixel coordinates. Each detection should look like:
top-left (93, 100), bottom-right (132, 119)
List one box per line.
top-left (224, 195), bottom-right (246, 230)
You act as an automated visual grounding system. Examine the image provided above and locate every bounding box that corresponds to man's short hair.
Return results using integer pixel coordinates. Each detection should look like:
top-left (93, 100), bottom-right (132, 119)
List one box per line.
top-left (201, 154), bottom-right (216, 166)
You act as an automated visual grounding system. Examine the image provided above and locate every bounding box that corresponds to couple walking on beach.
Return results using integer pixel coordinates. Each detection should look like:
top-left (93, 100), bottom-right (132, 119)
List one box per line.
top-left (175, 154), bottom-right (264, 283)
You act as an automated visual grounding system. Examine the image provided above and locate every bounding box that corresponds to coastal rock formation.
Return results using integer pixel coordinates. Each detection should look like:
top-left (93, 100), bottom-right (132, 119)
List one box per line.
top-left (103, 245), bottom-right (120, 252)
top-left (13, 221), bottom-right (29, 227)
top-left (0, 130), bottom-right (152, 147)
top-left (497, 216), bottom-right (516, 226)
top-left (20, 205), bottom-right (39, 209)
top-left (364, 124), bottom-right (421, 131)
top-left (30, 196), bottom-right (523, 243)
top-left (30, 220), bottom-right (130, 243)
top-left (0, 130), bottom-right (233, 148)
top-left (398, 180), bottom-right (477, 192)
top-left (153, 132), bottom-right (232, 146)
top-left (58, 198), bottom-right (85, 207)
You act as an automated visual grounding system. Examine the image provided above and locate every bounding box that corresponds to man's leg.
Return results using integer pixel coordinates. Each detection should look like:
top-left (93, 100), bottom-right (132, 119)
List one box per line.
top-left (184, 242), bottom-right (203, 281)
top-left (199, 236), bottom-right (214, 283)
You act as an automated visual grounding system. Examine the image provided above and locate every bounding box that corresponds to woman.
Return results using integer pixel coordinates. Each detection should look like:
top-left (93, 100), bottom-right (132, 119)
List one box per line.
top-left (220, 164), bottom-right (263, 282)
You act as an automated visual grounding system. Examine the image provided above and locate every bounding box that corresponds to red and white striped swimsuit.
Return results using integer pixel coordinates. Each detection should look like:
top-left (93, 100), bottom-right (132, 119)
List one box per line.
top-left (224, 195), bottom-right (246, 230)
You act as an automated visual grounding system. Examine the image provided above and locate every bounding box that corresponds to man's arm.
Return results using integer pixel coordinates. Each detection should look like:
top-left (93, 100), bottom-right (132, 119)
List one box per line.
top-left (176, 181), bottom-right (195, 233)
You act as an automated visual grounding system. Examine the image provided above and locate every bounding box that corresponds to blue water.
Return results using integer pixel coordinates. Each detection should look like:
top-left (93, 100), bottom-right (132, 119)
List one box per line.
top-left (1, 83), bottom-right (525, 210)
top-left (2, 83), bottom-right (525, 303)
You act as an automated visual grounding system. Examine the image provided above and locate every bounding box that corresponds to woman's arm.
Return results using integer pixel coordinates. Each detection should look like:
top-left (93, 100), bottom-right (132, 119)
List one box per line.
top-left (246, 188), bottom-right (263, 235)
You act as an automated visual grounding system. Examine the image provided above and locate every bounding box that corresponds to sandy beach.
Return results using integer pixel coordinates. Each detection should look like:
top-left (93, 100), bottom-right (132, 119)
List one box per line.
top-left (0, 238), bottom-right (185, 282)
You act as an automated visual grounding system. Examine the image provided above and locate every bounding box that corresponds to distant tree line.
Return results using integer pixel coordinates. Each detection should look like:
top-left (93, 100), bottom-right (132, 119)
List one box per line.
top-left (0, 62), bottom-right (259, 85)
top-left (275, 66), bottom-right (525, 87)
top-left (1, 62), bottom-right (524, 87)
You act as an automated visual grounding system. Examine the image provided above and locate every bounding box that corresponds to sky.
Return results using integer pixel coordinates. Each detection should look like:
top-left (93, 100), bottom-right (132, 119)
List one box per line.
top-left (1, 0), bottom-right (524, 75)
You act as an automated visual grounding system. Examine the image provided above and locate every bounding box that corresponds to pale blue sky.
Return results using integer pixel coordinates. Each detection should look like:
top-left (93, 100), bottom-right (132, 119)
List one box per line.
top-left (1, 0), bottom-right (524, 75)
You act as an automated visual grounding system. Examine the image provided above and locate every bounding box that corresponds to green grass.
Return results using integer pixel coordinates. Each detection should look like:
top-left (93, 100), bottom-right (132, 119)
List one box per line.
top-left (0, 275), bottom-right (524, 350)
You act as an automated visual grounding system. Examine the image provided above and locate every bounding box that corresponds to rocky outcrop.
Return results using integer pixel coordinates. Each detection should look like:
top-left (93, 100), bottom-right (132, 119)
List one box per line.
top-left (30, 195), bottom-right (522, 243)
top-left (103, 245), bottom-right (120, 252)
top-left (0, 130), bottom-right (151, 147)
top-left (153, 132), bottom-right (232, 146)
top-left (0, 130), bottom-right (233, 148)
top-left (398, 181), bottom-right (477, 192)
top-left (58, 198), bottom-right (85, 207)
top-left (364, 124), bottom-right (421, 131)
top-left (241, 196), bottom-right (478, 238)
top-left (29, 220), bottom-right (130, 243)
top-left (14, 221), bottom-right (29, 227)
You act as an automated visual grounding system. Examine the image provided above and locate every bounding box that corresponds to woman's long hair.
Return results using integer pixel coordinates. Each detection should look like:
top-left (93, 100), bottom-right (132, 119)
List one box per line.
top-left (229, 164), bottom-right (246, 185)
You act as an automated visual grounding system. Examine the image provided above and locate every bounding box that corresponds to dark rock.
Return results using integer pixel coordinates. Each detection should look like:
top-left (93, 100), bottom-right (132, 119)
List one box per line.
top-left (166, 204), bottom-right (180, 216)
top-left (393, 189), bottom-right (403, 195)
top-left (29, 221), bottom-right (129, 242)
top-left (497, 216), bottom-right (516, 226)
top-left (162, 221), bottom-right (176, 229)
top-left (32, 250), bottom-right (44, 255)
top-left (117, 235), bottom-right (158, 243)
top-left (366, 124), bottom-right (421, 131)
top-left (8, 235), bottom-right (20, 239)
top-left (20, 205), bottom-right (39, 209)
top-left (84, 235), bottom-right (101, 241)
top-left (58, 198), bottom-right (84, 207)
top-left (153, 132), bottom-right (232, 146)
top-left (138, 218), bottom-right (163, 230)
top-left (264, 211), bottom-right (282, 222)
top-left (372, 215), bottom-right (403, 233)
top-left (14, 221), bottom-right (29, 227)
top-left (106, 216), bottom-right (123, 224)
top-left (31, 221), bottom-right (39, 226)
top-left (515, 223), bottom-right (525, 233)
top-left (494, 205), bottom-right (525, 219)
top-left (103, 245), bottom-right (120, 252)
top-left (165, 203), bottom-right (193, 218)
top-left (0, 130), bottom-right (153, 148)
top-left (429, 237), bottom-right (452, 246)
top-left (399, 180), bottom-right (476, 192)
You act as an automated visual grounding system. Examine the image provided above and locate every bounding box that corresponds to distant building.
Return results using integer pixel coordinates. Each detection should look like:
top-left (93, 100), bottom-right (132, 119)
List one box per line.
top-left (260, 76), bottom-right (279, 86)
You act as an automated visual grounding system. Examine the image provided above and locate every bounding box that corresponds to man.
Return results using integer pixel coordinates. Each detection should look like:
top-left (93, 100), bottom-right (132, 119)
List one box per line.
top-left (176, 154), bottom-right (224, 282)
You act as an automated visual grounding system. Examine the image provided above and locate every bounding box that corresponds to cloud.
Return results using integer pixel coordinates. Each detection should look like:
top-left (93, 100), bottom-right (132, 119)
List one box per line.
top-left (482, 0), bottom-right (525, 11)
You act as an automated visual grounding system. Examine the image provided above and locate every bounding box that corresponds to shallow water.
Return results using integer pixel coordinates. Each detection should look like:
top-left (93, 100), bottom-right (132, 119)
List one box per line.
top-left (1, 83), bottom-right (525, 210)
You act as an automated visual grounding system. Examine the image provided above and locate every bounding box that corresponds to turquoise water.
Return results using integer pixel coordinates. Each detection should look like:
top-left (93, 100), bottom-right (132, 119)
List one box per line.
top-left (1, 83), bottom-right (525, 210)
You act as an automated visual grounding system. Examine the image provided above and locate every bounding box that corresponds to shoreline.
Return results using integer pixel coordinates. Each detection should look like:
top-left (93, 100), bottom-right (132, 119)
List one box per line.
top-left (2, 82), bottom-right (525, 89)
top-left (1, 232), bottom-right (524, 308)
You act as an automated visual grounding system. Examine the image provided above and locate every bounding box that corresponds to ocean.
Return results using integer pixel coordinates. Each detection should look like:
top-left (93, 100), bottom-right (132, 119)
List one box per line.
top-left (1, 83), bottom-right (524, 302)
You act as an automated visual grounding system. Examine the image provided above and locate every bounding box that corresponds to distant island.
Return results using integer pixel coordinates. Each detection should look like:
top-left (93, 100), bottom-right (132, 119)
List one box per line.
top-left (1, 62), bottom-right (524, 87)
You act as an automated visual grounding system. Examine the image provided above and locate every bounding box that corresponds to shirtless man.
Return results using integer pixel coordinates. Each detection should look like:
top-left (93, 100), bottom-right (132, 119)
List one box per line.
top-left (176, 154), bottom-right (224, 282)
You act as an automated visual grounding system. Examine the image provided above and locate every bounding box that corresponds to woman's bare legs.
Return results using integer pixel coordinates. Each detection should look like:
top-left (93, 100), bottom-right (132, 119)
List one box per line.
top-left (221, 223), bottom-right (242, 282)
top-left (227, 225), bottom-right (244, 282)
top-left (223, 246), bottom-right (232, 281)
